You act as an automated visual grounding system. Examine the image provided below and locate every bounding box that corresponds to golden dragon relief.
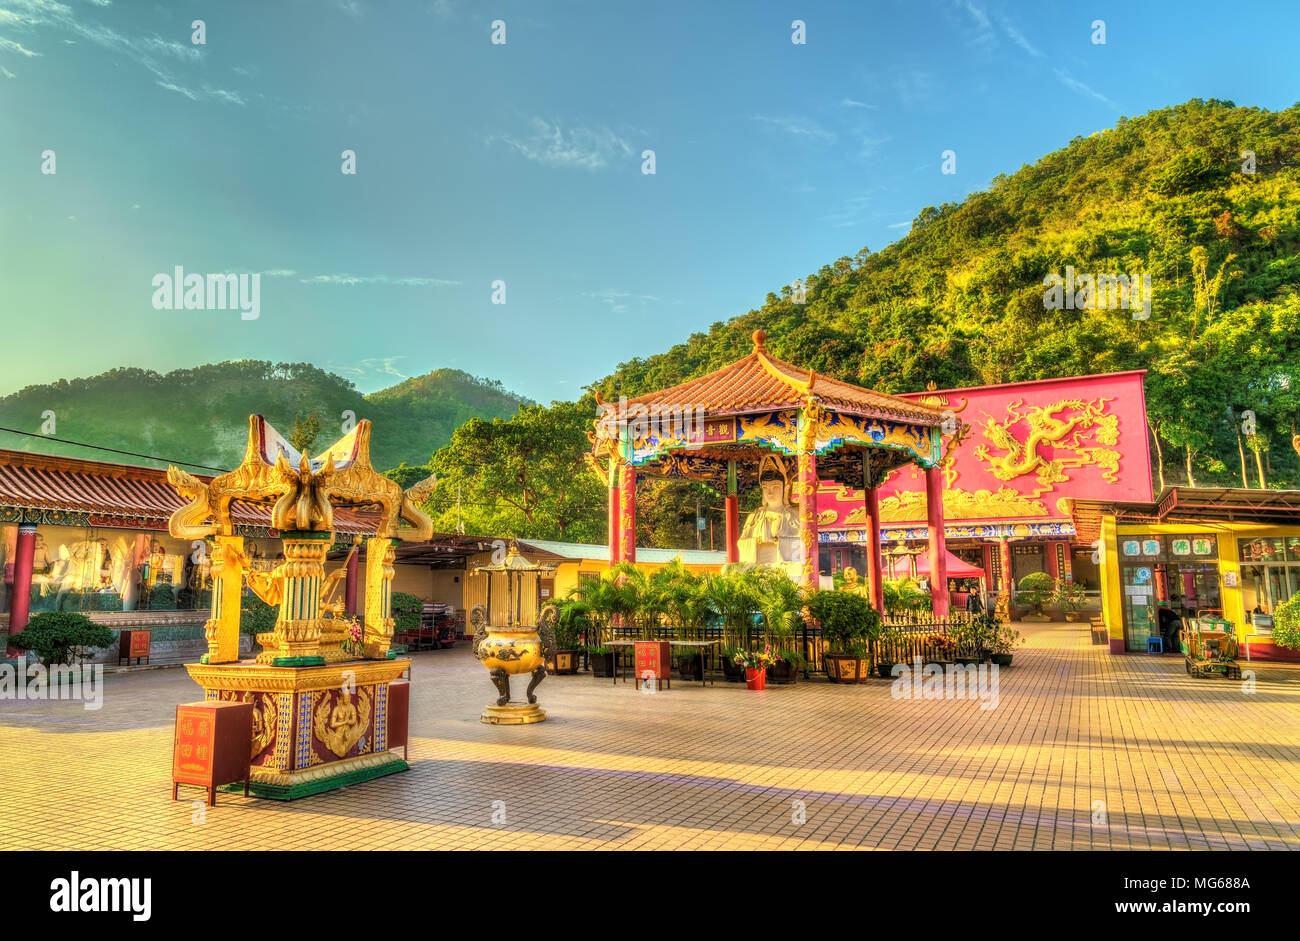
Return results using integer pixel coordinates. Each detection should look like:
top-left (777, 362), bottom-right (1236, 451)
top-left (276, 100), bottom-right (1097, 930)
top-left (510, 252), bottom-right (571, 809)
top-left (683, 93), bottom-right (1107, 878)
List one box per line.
top-left (971, 397), bottom-right (1120, 495)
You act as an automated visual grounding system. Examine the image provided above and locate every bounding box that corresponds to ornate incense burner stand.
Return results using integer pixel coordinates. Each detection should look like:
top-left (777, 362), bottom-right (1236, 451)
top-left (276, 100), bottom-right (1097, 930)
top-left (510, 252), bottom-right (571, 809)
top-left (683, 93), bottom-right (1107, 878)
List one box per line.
top-left (168, 415), bottom-right (437, 799)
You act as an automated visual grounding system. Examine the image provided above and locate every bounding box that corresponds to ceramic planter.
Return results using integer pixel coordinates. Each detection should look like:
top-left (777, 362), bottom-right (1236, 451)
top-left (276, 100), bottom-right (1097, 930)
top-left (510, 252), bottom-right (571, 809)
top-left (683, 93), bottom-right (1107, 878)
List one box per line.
top-left (824, 654), bottom-right (868, 684)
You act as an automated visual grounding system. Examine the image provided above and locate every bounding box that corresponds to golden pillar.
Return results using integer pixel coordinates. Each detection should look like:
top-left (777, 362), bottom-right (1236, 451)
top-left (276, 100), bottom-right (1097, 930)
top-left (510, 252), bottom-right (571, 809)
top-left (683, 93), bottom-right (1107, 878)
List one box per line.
top-left (257, 532), bottom-right (328, 664)
top-left (202, 535), bottom-right (245, 664)
top-left (363, 536), bottom-right (398, 659)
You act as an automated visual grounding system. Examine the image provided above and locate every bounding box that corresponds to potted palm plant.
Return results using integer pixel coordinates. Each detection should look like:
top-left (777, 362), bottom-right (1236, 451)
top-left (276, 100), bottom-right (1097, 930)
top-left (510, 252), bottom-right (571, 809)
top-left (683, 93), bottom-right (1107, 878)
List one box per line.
top-left (809, 588), bottom-right (878, 683)
top-left (546, 600), bottom-right (587, 675)
top-left (753, 569), bottom-right (805, 684)
top-left (701, 569), bottom-right (760, 682)
top-left (567, 571), bottom-right (632, 678)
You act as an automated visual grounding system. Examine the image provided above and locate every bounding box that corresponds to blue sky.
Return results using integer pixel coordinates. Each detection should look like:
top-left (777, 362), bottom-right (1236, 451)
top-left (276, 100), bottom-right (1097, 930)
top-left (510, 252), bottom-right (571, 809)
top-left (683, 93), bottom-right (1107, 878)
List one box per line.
top-left (1, 0), bottom-right (1297, 403)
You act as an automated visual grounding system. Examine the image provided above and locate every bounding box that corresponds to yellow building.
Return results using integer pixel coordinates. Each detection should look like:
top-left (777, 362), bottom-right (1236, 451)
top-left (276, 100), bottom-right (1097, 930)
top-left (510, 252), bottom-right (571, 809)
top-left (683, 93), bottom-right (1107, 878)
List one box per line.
top-left (360, 538), bottom-right (726, 633)
top-left (1069, 489), bottom-right (1300, 662)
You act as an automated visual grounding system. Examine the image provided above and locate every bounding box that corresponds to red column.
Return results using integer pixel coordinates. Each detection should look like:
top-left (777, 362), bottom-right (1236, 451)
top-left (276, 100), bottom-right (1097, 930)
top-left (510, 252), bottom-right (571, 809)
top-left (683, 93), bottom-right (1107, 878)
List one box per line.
top-left (796, 450), bottom-right (819, 593)
top-left (724, 495), bottom-right (739, 564)
top-left (925, 465), bottom-right (949, 617)
top-left (7, 524), bottom-right (36, 653)
top-left (864, 485), bottom-right (884, 613)
top-left (619, 464), bottom-right (637, 565)
top-left (608, 461), bottom-right (621, 567)
top-left (344, 548), bottom-right (359, 616)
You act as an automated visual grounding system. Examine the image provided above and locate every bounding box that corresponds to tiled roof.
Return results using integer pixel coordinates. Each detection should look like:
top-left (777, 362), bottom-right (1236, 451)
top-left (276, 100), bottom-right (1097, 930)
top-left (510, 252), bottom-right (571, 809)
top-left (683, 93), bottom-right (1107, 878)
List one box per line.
top-left (521, 539), bottom-right (725, 566)
top-left (0, 449), bottom-right (378, 534)
top-left (620, 331), bottom-right (946, 425)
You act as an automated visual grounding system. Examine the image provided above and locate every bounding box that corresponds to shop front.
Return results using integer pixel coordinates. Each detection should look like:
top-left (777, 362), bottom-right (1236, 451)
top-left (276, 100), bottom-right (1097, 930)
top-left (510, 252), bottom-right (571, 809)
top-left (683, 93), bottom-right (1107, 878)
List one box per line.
top-left (1071, 489), bottom-right (1300, 661)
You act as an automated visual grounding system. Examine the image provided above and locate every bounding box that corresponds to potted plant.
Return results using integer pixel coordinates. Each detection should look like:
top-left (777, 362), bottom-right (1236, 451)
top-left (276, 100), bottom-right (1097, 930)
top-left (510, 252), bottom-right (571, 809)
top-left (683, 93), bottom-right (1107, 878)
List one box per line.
top-left (949, 614), bottom-right (995, 663)
top-left (988, 620), bottom-right (1024, 666)
top-left (1053, 578), bottom-right (1088, 621)
top-left (808, 588), bottom-right (878, 683)
top-left (1016, 572), bottom-right (1055, 622)
top-left (753, 569), bottom-right (805, 684)
top-left (566, 571), bottom-right (632, 678)
top-left (733, 645), bottom-right (779, 690)
top-left (720, 646), bottom-right (747, 682)
top-left (701, 570), bottom-right (761, 681)
top-left (546, 601), bottom-right (585, 675)
top-left (928, 633), bottom-right (957, 663)
top-left (675, 646), bottom-right (704, 681)
top-left (6, 611), bottom-right (115, 672)
top-left (876, 625), bottom-right (906, 677)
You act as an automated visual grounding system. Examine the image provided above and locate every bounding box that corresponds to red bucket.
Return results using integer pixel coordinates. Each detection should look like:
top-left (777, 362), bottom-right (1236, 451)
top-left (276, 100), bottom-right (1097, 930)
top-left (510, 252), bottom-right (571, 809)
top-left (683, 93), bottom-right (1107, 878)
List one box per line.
top-left (745, 668), bottom-right (766, 690)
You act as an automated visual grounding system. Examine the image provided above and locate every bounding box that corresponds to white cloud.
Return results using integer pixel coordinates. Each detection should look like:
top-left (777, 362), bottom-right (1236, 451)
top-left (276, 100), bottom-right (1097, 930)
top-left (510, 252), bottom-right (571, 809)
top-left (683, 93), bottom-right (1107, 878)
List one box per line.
top-left (432, 0), bottom-right (456, 19)
top-left (301, 274), bottom-right (460, 286)
top-left (1054, 69), bottom-right (1119, 110)
top-left (334, 0), bottom-right (367, 19)
top-left (1001, 21), bottom-right (1044, 58)
top-left (0, 64), bottom-right (14, 78)
top-left (0, 0), bottom-right (249, 105)
top-left (840, 97), bottom-right (875, 109)
top-left (0, 36), bottom-right (39, 56)
top-left (492, 117), bottom-right (635, 171)
top-left (587, 289), bottom-right (659, 315)
top-left (752, 114), bottom-right (836, 144)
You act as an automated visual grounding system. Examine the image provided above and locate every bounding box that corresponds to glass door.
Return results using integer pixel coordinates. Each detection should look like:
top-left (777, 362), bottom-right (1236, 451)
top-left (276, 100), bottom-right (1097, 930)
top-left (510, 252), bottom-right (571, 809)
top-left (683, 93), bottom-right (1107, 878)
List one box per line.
top-left (1120, 563), bottom-right (1158, 652)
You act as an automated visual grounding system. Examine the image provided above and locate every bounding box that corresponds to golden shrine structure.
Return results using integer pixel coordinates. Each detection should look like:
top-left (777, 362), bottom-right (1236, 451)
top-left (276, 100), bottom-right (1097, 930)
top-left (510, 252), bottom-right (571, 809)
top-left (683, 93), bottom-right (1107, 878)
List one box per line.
top-left (590, 331), bottom-right (959, 613)
top-left (166, 415), bottom-right (437, 799)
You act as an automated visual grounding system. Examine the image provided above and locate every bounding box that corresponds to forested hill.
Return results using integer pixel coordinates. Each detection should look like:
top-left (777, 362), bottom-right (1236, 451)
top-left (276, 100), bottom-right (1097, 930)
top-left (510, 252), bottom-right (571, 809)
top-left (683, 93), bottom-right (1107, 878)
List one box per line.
top-left (593, 99), bottom-right (1300, 490)
top-left (0, 362), bottom-right (529, 473)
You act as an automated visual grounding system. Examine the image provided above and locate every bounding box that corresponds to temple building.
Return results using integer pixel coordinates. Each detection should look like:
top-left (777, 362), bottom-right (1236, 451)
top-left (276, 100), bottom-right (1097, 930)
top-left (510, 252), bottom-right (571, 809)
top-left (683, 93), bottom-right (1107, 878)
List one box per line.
top-left (816, 370), bottom-right (1152, 615)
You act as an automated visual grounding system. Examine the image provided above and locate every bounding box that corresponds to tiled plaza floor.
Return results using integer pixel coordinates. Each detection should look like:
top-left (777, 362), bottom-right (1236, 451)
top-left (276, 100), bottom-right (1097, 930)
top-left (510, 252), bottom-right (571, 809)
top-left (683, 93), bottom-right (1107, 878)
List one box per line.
top-left (3, 622), bottom-right (1299, 850)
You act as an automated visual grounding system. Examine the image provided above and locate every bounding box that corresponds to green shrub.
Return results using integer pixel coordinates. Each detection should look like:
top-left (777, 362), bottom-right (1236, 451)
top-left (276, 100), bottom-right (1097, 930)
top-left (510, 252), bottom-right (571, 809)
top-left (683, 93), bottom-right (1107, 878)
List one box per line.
top-left (239, 595), bottom-right (278, 637)
top-left (1017, 572), bottom-right (1055, 614)
top-left (6, 611), bottom-right (115, 665)
top-left (1273, 598), bottom-right (1300, 650)
top-left (391, 591), bottom-right (424, 635)
top-left (807, 588), bottom-right (879, 653)
top-left (148, 584), bottom-right (176, 610)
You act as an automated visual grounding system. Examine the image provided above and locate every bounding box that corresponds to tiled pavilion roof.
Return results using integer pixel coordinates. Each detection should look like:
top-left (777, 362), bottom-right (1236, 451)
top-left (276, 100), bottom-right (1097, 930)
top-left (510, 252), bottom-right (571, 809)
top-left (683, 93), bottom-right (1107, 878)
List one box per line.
top-left (0, 449), bottom-right (378, 535)
top-left (620, 330), bottom-right (947, 426)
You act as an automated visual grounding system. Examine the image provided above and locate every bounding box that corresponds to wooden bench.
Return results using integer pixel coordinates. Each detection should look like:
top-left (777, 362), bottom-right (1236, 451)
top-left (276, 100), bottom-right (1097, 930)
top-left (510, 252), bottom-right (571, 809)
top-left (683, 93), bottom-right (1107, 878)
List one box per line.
top-left (1088, 616), bottom-right (1109, 646)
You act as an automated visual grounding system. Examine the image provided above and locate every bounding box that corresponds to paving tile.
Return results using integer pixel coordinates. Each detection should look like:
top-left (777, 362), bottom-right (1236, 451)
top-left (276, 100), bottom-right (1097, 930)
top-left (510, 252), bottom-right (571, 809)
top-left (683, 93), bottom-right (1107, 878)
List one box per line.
top-left (1, 622), bottom-right (1298, 849)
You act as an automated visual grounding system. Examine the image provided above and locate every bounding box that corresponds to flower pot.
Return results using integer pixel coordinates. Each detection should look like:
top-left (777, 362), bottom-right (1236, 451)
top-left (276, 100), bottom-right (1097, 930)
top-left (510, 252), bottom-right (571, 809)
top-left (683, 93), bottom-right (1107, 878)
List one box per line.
top-left (769, 660), bottom-right (798, 685)
top-left (824, 654), bottom-right (867, 684)
top-left (954, 655), bottom-right (978, 666)
top-left (721, 658), bottom-right (746, 683)
top-left (877, 660), bottom-right (897, 678)
top-left (678, 653), bottom-right (704, 681)
top-left (745, 667), bottom-right (766, 690)
top-left (991, 653), bottom-right (1013, 667)
top-left (589, 651), bottom-right (615, 678)
top-left (548, 649), bottom-right (579, 675)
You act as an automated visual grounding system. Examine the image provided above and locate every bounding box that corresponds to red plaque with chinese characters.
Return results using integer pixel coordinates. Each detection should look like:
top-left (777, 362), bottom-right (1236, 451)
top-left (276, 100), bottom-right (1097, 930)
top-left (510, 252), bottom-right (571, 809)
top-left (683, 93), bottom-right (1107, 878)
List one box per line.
top-left (118, 629), bottom-right (151, 665)
top-left (634, 641), bottom-right (670, 689)
top-left (172, 701), bottom-right (253, 806)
